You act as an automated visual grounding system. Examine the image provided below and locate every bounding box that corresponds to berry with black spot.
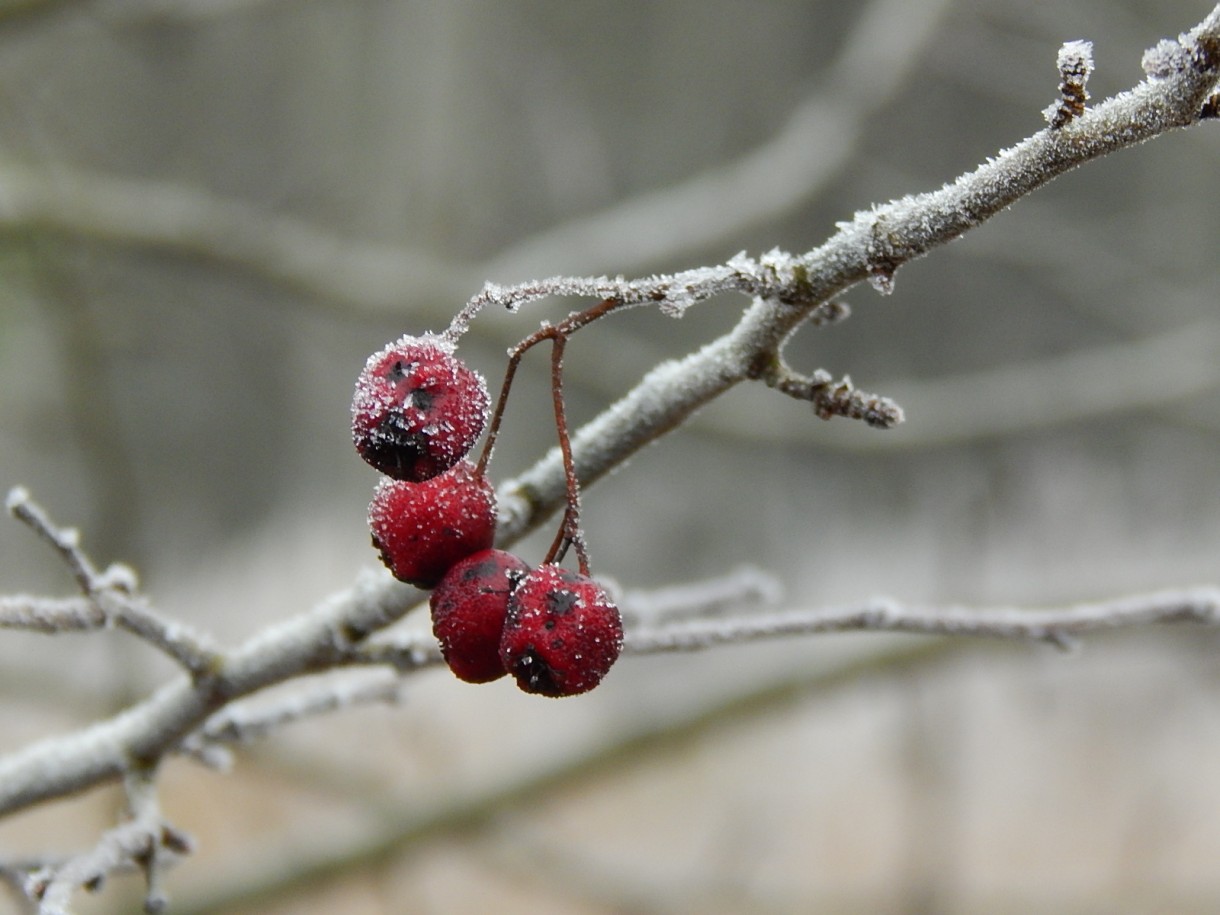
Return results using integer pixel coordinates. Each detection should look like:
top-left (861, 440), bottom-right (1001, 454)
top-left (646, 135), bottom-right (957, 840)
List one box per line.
top-left (368, 459), bottom-right (496, 588)
top-left (430, 549), bottom-right (531, 683)
top-left (352, 334), bottom-right (489, 482)
top-left (499, 564), bottom-right (624, 697)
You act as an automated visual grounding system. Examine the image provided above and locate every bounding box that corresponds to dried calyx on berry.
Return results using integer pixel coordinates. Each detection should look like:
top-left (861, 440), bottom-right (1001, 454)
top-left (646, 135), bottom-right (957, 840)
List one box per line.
top-left (499, 564), bottom-right (624, 697)
top-left (368, 459), bottom-right (496, 589)
top-left (430, 549), bottom-right (531, 683)
top-left (352, 334), bottom-right (489, 482)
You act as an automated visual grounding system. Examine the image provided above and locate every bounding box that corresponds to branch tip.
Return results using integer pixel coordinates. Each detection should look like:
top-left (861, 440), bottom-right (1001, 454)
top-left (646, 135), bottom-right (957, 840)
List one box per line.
top-left (4, 485), bottom-right (30, 515)
top-left (764, 361), bottom-right (904, 430)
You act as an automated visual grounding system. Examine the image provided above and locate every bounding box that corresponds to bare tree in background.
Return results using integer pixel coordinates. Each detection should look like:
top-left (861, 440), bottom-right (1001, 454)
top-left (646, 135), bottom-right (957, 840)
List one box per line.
top-left (1, 3), bottom-right (1219, 913)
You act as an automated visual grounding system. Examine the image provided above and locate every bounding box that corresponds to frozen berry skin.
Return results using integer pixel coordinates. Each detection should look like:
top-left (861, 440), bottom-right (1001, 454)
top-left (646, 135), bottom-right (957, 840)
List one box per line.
top-left (430, 549), bottom-right (531, 683)
top-left (368, 459), bottom-right (496, 588)
top-left (352, 334), bottom-right (489, 482)
top-left (499, 564), bottom-right (624, 697)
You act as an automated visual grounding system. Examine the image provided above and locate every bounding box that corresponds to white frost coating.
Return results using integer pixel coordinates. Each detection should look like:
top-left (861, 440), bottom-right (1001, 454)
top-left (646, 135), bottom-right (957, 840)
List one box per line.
top-left (4, 485), bottom-right (30, 512)
top-left (658, 284), bottom-right (695, 318)
top-left (98, 563), bottom-right (139, 592)
top-left (1045, 39), bottom-right (1094, 127)
top-left (726, 250), bottom-right (754, 273)
top-left (618, 566), bottom-right (783, 624)
top-left (1058, 39), bottom-right (1094, 76)
top-left (1143, 37), bottom-right (1191, 78)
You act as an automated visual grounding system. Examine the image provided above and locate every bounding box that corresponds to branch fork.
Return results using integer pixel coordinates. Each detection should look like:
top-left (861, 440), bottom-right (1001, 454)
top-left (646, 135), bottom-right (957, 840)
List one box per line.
top-left (0, 9), bottom-right (1219, 910)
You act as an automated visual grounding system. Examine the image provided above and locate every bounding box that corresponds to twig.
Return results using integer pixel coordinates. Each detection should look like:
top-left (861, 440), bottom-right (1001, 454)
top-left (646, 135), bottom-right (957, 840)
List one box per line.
top-left (491, 10), bottom-right (1220, 537)
top-left (28, 766), bottom-right (191, 915)
top-left (1, 7), bottom-right (1218, 828)
top-left (0, 595), bottom-right (104, 633)
top-left (0, 566), bottom-right (418, 817)
top-left (671, 319), bottom-right (1220, 451)
top-left (180, 670), bottom-right (406, 762)
top-left (341, 632), bottom-right (443, 672)
top-left (624, 588), bottom-right (1220, 655)
top-left (617, 566), bottom-right (783, 624)
top-left (172, 638), bottom-right (958, 915)
top-left (761, 359), bottom-right (905, 429)
top-left (5, 488), bottom-right (224, 680)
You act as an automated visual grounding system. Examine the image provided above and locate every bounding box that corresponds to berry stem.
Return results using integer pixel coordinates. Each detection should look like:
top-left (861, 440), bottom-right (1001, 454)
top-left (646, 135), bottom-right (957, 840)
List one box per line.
top-left (476, 298), bottom-right (619, 479)
top-left (542, 332), bottom-right (591, 575)
top-left (474, 347), bottom-right (522, 479)
top-left (477, 300), bottom-right (619, 572)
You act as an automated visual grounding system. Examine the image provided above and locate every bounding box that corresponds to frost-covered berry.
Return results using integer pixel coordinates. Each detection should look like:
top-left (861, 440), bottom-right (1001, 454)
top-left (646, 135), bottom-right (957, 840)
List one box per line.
top-left (368, 459), bottom-right (496, 588)
top-left (499, 564), bottom-right (624, 697)
top-left (430, 549), bottom-right (531, 683)
top-left (352, 334), bottom-right (489, 482)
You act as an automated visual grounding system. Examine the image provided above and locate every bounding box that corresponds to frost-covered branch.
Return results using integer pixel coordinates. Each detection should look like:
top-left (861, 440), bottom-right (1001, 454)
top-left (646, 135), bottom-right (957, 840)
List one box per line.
top-left (1, 4), bottom-right (1219, 854)
top-left (0, 595), bottom-right (103, 633)
top-left (624, 588), bottom-right (1220, 655)
top-left (5, 488), bottom-right (223, 679)
top-left (0, 562), bottom-right (419, 817)
top-left (24, 766), bottom-right (191, 915)
top-left (617, 566), bottom-right (783, 624)
top-left (491, 8), bottom-right (1220, 537)
top-left (684, 318), bottom-right (1220, 451)
top-left (179, 670), bottom-right (407, 768)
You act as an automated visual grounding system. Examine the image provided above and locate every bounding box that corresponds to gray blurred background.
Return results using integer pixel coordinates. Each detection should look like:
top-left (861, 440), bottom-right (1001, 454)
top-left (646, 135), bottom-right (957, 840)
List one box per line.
top-left (1, 1), bottom-right (1219, 913)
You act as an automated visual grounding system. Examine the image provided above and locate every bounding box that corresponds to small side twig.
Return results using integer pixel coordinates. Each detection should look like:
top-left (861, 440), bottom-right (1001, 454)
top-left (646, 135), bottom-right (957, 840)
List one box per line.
top-left (28, 766), bottom-right (192, 915)
top-left (5, 488), bottom-right (224, 680)
top-left (762, 360), bottom-right (905, 429)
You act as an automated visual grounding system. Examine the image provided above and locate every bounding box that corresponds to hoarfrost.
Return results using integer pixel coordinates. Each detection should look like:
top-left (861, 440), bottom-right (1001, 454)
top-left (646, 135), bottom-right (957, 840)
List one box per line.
top-left (1058, 39), bottom-right (1094, 78)
top-left (98, 563), bottom-right (139, 593)
top-left (1142, 38), bottom-right (1189, 79)
top-left (5, 485), bottom-right (31, 514)
top-left (659, 284), bottom-right (696, 318)
top-left (726, 250), bottom-right (754, 273)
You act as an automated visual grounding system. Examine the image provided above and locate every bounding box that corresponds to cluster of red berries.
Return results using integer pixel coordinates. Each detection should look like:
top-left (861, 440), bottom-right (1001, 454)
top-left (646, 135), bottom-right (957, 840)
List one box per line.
top-left (352, 333), bottom-right (623, 697)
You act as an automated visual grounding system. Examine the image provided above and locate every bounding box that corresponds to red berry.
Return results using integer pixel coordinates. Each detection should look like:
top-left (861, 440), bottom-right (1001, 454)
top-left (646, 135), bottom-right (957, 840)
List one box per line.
top-left (499, 564), bottom-right (624, 697)
top-left (368, 459), bottom-right (496, 588)
top-left (430, 549), bottom-right (531, 683)
top-left (352, 334), bottom-right (489, 482)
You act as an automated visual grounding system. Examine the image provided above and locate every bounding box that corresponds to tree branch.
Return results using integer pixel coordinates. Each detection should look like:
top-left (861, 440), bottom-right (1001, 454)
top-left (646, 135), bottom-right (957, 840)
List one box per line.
top-left (489, 11), bottom-right (1220, 537)
top-left (173, 638), bottom-right (958, 915)
top-left (1, 6), bottom-right (1218, 835)
top-left (24, 766), bottom-right (191, 915)
top-left (5, 487), bottom-right (224, 679)
top-left (624, 588), bottom-right (1220, 655)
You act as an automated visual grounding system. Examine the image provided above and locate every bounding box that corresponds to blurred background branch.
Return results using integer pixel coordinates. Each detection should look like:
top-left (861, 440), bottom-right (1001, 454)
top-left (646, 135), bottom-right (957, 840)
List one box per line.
top-left (1, 2), bottom-right (1219, 913)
